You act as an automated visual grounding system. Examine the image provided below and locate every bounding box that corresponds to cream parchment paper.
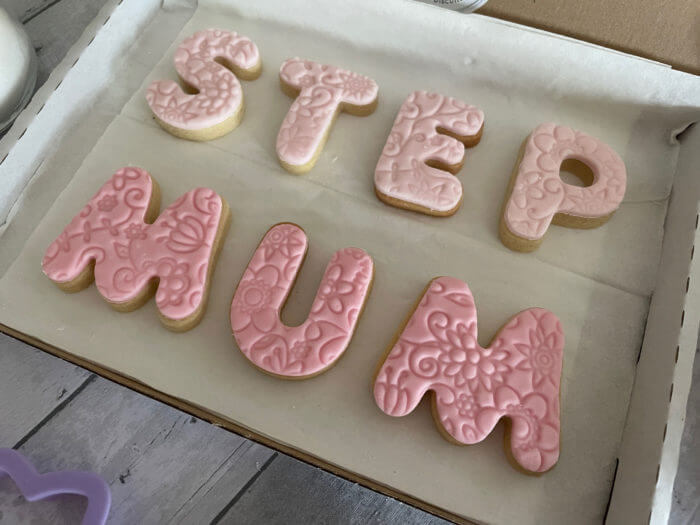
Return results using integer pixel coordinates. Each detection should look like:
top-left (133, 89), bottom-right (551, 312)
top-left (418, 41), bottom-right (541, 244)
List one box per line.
top-left (0, 0), bottom-right (699, 523)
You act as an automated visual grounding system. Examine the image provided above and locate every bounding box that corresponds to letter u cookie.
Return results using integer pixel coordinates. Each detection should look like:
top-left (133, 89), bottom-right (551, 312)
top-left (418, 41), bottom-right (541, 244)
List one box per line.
top-left (231, 223), bottom-right (374, 379)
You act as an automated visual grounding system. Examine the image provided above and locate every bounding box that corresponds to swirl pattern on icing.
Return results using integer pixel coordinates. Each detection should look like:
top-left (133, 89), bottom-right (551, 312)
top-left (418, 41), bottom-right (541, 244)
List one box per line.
top-left (374, 91), bottom-right (484, 214)
top-left (374, 277), bottom-right (564, 473)
top-left (504, 122), bottom-right (627, 240)
top-left (146, 28), bottom-right (260, 130)
top-left (276, 58), bottom-right (378, 169)
top-left (42, 167), bottom-right (226, 324)
top-left (231, 223), bottom-right (374, 378)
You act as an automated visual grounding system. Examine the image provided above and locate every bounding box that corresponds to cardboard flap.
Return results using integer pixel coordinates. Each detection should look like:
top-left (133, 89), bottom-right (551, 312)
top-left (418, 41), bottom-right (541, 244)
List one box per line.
top-left (481, 0), bottom-right (700, 75)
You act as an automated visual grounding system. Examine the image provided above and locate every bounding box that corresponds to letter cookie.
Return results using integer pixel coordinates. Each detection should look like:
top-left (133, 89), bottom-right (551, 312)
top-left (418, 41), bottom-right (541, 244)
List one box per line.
top-left (276, 58), bottom-right (378, 174)
top-left (42, 167), bottom-right (230, 332)
top-left (374, 91), bottom-right (484, 216)
top-left (231, 223), bottom-right (373, 379)
top-left (374, 277), bottom-right (564, 474)
top-left (500, 122), bottom-right (627, 252)
top-left (146, 28), bottom-right (261, 141)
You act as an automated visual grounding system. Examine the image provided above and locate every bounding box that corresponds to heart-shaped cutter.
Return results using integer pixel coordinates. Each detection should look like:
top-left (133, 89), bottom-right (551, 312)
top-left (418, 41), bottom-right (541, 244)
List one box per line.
top-left (0, 448), bottom-right (110, 525)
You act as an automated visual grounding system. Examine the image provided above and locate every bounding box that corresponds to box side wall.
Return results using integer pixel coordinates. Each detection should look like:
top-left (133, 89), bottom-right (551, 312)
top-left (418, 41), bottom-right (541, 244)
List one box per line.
top-left (652, 125), bottom-right (700, 523)
top-left (608, 124), bottom-right (700, 523)
top-left (0, 0), bottom-right (162, 228)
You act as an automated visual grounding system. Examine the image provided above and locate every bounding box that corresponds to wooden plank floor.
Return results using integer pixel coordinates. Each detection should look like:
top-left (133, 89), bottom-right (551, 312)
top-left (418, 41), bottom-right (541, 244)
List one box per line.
top-left (0, 0), bottom-right (698, 523)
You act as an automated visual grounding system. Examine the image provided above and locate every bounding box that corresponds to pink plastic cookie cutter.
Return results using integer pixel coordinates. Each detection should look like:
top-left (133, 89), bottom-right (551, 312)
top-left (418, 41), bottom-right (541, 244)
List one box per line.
top-left (0, 448), bottom-right (111, 525)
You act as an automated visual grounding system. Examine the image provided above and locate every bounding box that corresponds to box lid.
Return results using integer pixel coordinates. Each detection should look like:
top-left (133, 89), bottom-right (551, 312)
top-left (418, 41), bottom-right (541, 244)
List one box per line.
top-left (480, 0), bottom-right (699, 75)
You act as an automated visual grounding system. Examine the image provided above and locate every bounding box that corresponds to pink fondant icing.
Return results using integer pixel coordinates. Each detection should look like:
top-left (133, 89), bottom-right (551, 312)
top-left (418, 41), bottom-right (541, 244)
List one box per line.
top-left (276, 58), bottom-right (378, 168)
top-left (42, 167), bottom-right (226, 322)
top-left (374, 91), bottom-right (484, 213)
top-left (504, 122), bottom-right (627, 240)
top-left (374, 277), bottom-right (564, 473)
top-left (146, 28), bottom-right (260, 131)
top-left (231, 223), bottom-right (373, 378)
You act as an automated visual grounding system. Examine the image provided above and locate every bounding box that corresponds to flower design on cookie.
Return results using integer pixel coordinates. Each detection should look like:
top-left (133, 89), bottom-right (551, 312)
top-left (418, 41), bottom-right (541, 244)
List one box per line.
top-left (438, 323), bottom-right (509, 392)
top-left (165, 215), bottom-right (209, 254)
top-left (260, 223), bottom-right (305, 259)
top-left (339, 71), bottom-right (376, 101)
top-left (515, 320), bottom-right (563, 388)
top-left (231, 266), bottom-right (281, 334)
top-left (235, 279), bottom-right (273, 316)
top-left (316, 265), bottom-right (356, 314)
top-left (152, 258), bottom-right (191, 308)
top-left (97, 194), bottom-right (118, 213)
top-left (125, 223), bottom-right (148, 240)
top-left (455, 392), bottom-right (478, 418)
top-left (277, 124), bottom-right (315, 160)
top-left (161, 98), bottom-right (198, 125)
top-left (290, 340), bottom-right (312, 360)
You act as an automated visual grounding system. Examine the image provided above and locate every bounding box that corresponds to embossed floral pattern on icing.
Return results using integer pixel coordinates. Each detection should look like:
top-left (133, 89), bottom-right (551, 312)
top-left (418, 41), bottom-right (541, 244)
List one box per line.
top-left (374, 277), bottom-right (564, 473)
top-left (504, 122), bottom-right (627, 240)
top-left (231, 223), bottom-right (373, 378)
top-left (146, 28), bottom-right (260, 130)
top-left (42, 167), bottom-right (225, 323)
top-left (276, 58), bottom-right (378, 168)
top-left (374, 91), bottom-right (484, 213)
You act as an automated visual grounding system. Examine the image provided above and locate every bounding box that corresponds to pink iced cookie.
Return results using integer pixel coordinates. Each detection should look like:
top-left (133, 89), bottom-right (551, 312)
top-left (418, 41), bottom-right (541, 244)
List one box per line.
top-left (42, 167), bottom-right (230, 332)
top-left (500, 122), bottom-right (627, 252)
top-left (146, 28), bottom-right (261, 141)
top-left (276, 58), bottom-right (379, 174)
top-left (374, 277), bottom-right (564, 474)
top-left (374, 91), bottom-right (484, 216)
top-left (231, 223), bottom-right (374, 379)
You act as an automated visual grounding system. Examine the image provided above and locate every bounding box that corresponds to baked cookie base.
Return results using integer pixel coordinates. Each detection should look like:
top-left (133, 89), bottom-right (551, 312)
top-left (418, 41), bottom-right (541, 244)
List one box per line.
top-left (153, 102), bottom-right (245, 142)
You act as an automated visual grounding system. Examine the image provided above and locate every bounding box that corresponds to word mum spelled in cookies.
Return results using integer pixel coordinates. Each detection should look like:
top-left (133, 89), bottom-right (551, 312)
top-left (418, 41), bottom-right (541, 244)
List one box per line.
top-left (42, 170), bottom-right (565, 474)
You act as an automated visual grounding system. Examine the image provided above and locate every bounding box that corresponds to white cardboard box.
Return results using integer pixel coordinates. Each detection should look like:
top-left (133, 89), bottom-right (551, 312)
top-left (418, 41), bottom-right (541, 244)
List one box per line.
top-left (0, 1), bottom-right (698, 523)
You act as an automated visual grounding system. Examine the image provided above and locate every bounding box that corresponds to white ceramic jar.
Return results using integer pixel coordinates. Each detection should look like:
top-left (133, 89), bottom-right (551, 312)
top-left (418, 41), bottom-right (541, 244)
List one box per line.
top-left (0, 8), bottom-right (37, 132)
top-left (415, 0), bottom-right (488, 12)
